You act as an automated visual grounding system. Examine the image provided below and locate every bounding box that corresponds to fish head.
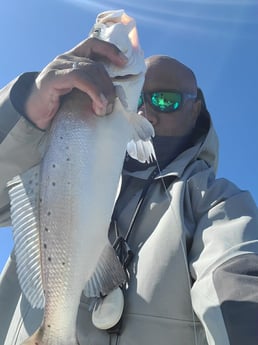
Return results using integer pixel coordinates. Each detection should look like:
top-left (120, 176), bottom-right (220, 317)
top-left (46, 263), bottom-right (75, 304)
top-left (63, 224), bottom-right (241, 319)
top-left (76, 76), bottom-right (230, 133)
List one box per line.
top-left (90, 10), bottom-right (146, 112)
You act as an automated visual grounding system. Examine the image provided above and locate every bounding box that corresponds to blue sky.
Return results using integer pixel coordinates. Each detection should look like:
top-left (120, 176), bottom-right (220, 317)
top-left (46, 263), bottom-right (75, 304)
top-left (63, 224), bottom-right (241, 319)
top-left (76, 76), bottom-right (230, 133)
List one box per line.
top-left (1, 0), bottom-right (257, 271)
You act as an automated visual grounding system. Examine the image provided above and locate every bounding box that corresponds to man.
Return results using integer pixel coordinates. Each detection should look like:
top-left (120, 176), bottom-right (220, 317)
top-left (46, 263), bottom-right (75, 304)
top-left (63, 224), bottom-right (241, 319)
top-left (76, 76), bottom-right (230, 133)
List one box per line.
top-left (0, 37), bottom-right (258, 345)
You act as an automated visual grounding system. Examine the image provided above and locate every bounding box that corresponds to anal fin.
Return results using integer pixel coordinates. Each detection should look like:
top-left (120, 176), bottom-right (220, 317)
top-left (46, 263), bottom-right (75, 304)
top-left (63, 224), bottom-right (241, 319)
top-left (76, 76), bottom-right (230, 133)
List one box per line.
top-left (84, 244), bottom-right (126, 298)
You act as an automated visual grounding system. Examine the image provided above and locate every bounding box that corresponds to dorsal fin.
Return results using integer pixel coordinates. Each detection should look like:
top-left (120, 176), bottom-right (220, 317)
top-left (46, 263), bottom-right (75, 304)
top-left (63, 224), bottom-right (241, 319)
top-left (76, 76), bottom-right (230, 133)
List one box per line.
top-left (7, 165), bottom-right (45, 309)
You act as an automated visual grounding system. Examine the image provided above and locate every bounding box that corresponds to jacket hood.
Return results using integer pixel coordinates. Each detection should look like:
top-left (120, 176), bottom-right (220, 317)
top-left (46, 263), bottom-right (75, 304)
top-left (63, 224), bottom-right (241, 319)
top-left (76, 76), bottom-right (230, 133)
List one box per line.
top-left (191, 88), bottom-right (219, 172)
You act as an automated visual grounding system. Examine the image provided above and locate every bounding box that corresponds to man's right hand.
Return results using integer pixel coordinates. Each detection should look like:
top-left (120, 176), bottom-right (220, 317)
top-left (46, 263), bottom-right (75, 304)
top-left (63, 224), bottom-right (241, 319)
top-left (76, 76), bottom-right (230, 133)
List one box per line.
top-left (25, 37), bottom-right (128, 129)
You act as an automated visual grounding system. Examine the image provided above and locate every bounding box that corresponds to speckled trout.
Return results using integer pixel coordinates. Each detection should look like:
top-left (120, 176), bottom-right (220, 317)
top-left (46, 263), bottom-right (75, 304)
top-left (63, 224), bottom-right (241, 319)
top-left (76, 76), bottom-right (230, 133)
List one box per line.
top-left (7, 10), bottom-right (155, 345)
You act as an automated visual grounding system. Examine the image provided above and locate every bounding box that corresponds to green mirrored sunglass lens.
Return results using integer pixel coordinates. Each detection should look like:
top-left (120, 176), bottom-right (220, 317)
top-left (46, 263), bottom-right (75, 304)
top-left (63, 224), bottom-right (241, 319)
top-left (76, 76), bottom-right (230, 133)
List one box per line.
top-left (152, 92), bottom-right (181, 110)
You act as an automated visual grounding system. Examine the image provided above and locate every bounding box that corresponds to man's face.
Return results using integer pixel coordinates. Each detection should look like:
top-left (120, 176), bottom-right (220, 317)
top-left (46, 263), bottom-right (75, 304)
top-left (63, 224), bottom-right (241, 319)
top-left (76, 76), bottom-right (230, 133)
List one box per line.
top-left (138, 56), bottom-right (201, 137)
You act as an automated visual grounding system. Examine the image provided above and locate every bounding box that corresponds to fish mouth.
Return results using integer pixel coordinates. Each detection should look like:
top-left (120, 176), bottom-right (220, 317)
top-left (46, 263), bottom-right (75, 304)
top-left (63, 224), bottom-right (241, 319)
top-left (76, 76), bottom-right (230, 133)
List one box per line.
top-left (111, 73), bottom-right (144, 82)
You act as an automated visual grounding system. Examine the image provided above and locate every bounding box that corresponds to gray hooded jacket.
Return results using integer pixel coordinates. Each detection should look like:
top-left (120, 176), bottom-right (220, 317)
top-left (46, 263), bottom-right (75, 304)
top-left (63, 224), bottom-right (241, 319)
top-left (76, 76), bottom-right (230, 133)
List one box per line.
top-left (0, 73), bottom-right (258, 345)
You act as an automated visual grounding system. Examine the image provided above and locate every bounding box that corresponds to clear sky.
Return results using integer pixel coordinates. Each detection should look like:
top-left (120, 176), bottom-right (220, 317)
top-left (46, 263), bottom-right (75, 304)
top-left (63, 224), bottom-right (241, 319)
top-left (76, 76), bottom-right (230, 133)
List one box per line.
top-left (0, 0), bottom-right (257, 272)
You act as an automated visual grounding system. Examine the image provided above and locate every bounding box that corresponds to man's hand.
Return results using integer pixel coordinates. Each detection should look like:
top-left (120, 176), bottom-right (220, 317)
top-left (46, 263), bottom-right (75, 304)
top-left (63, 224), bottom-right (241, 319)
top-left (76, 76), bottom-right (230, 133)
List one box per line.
top-left (25, 37), bottom-right (128, 129)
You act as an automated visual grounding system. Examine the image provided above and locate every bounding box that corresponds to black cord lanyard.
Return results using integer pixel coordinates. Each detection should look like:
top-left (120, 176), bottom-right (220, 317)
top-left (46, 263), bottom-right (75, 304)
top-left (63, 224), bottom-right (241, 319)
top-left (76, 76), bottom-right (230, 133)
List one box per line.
top-left (111, 166), bottom-right (160, 269)
top-left (107, 167), bottom-right (160, 339)
top-left (107, 166), bottom-right (176, 339)
top-left (112, 165), bottom-right (177, 266)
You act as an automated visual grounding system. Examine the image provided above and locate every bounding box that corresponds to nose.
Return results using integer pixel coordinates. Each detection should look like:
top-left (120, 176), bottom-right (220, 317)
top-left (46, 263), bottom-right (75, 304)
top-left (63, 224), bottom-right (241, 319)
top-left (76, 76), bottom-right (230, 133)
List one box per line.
top-left (138, 104), bottom-right (158, 126)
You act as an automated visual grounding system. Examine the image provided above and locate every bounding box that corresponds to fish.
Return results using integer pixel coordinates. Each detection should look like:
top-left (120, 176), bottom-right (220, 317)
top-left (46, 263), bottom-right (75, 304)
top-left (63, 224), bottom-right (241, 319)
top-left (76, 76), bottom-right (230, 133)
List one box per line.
top-left (7, 9), bottom-right (155, 345)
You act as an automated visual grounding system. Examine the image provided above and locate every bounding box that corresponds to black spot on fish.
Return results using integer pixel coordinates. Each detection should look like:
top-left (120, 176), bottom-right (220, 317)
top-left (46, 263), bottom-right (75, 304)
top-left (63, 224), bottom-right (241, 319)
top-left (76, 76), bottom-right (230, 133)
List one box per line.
top-left (44, 244), bottom-right (47, 249)
top-left (60, 136), bottom-right (63, 140)
top-left (52, 164), bottom-right (56, 168)
top-left (62, 262), bottom-right (65, 266)
top-left (48, 257), bottom-right (51, 262)
top-left (66, 158), bottom-right (70, 162)
top-left (66, 146), bottom-right (69, 150)
top-left (29, 180), bottom-right (33, 185)
top-left (45, 227), bottom-right (49, 232)
top-left (47, 324), bottom-right (51, 328)
top-left (52, 182), bottom-right (56, 186)
top-left (39, 198), bottom-right (42, 203)
top-left (47, 211), bottom-right (51, 216)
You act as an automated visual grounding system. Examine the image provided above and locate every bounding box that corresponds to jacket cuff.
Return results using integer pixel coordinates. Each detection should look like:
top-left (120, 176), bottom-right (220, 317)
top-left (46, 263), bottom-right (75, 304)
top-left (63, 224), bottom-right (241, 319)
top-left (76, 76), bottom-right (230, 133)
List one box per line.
top-left (0, 73), bottom-right (42, 144)
top-left (10, 72), bottom-right (39, 122)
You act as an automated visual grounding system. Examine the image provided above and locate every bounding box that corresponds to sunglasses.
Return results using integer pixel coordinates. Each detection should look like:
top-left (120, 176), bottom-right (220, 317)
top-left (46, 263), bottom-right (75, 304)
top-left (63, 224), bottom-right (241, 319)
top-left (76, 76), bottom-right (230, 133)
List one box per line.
top-left (138, 90), bottom-right (197, 113)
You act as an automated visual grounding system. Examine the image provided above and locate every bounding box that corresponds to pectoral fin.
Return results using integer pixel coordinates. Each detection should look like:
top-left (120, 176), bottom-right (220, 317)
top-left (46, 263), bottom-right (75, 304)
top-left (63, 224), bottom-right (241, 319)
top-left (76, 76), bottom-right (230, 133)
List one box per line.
top-left (7, 165), bottom-right (45, 309)
top-left (126, 111), bottom-right (156, 163)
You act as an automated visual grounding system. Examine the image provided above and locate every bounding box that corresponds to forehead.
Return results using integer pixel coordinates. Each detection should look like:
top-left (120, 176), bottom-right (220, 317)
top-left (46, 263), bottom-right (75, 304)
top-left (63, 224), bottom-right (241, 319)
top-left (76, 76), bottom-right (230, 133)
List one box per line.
top-left (144, 56), bottom-right (196, 93)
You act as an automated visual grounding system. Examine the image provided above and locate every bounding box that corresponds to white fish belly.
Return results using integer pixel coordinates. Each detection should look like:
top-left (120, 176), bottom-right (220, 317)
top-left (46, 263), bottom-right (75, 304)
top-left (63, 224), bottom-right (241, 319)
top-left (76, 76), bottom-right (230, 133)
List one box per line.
top-left (38, 95), bottom-right (131, 339)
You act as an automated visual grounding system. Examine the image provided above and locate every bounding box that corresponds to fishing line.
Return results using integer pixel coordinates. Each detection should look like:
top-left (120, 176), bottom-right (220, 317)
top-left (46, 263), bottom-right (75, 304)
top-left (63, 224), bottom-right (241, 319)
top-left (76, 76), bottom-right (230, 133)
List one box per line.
top-left (141, 101), bottom-right (199, 345)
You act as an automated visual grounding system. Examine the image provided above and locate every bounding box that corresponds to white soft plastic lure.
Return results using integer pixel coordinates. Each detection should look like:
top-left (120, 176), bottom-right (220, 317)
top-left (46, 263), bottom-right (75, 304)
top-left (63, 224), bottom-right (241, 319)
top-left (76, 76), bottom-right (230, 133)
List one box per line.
top-left (7, 10), bottom-right (155, 345)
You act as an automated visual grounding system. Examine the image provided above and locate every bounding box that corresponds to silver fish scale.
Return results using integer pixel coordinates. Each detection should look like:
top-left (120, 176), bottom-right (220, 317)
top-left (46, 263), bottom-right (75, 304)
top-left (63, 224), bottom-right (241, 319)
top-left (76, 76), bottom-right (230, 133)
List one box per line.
top-left (38, 107), bottom-right (98, 338)
top-left (36, 90), bottom-right (132, 343)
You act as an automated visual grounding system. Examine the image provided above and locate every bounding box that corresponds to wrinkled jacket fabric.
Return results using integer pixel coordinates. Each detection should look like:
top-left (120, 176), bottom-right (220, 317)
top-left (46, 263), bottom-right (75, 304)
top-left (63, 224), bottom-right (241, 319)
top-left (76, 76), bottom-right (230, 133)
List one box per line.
top-left (1, 74), bottom-right (258, 345)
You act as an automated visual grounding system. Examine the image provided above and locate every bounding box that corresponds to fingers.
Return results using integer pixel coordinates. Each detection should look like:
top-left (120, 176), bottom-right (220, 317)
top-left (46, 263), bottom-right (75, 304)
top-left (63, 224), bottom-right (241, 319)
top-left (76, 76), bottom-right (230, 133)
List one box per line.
top-left (48, 56), bottom-right (116, 116)
top-left (65, 66), bottom-right (113, 116)
top-left (50, 38), bottom-right (128, 115)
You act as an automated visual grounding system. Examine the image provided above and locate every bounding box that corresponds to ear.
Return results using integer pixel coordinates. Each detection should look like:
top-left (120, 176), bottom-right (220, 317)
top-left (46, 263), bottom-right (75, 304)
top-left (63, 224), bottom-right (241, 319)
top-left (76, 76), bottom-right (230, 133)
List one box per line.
top-left (192, 99), bottom-right (202, 124)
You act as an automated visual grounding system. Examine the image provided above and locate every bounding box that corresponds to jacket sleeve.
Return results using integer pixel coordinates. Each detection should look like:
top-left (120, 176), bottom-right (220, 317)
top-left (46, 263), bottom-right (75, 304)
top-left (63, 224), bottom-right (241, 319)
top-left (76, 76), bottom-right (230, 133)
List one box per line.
top-left (187, 168), bottom-right (258, 345)
top-left (0, 73), bottom-right (46, 226)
